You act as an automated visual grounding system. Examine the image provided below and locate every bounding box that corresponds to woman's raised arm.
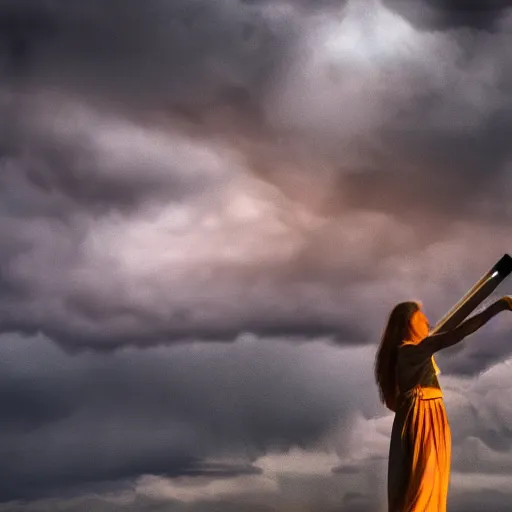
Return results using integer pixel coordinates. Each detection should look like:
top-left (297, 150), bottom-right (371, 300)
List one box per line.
top-left (422, 296), bottom-right (512, 354)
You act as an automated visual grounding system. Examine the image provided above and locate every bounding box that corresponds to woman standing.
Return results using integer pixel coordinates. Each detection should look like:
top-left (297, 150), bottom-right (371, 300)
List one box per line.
top-left (375, 297), bottom-right (512, 511)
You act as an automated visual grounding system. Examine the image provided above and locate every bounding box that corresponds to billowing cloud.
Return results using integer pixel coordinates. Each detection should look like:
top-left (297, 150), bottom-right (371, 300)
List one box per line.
top-left (0, 333), bottom-right (381, 502)
top-left (5, 348), bottom-right (512, 510)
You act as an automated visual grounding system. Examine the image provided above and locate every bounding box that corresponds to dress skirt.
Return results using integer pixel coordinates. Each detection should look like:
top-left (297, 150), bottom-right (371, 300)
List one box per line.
top-left (387, 386), bottom-right (451, 512)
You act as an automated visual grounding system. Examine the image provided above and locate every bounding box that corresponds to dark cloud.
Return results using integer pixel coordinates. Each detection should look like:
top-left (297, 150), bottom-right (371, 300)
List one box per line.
top-left (384, 0), bottom-right (512, 30)
top-left (0, 117), bottom-right (204, 218)
top-left (1, 0), bottom-right (510, 225)
top-left (450, 491), bottom-right (512, 512)
top-left (2, 334), bottom-right (512, 509)
top-left (0, 0), bottom-right (292, 117)
top-left (0, 334), bottom-right (378, 502)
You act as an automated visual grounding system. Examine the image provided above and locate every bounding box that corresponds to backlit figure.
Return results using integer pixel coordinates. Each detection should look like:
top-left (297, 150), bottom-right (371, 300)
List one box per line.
top-left (375, 297), bottom-right (512, 511)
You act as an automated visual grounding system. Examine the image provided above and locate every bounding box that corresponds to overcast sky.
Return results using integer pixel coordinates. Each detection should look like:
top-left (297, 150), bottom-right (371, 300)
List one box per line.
top-left (2, 1), bottom-right (512, 510)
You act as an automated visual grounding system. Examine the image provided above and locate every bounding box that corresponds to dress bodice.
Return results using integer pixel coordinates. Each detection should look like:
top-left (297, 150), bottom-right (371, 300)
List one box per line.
top-left (396, 343), bottom-right (442, 397)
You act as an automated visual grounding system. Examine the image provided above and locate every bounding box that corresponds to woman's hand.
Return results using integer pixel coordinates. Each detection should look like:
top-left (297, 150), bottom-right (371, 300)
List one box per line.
top-left (501, 296), bottom-right (512, 311)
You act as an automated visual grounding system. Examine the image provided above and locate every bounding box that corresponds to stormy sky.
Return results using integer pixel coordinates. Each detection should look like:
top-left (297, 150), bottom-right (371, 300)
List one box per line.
top-left (2, 0), bottom-right (512, 510)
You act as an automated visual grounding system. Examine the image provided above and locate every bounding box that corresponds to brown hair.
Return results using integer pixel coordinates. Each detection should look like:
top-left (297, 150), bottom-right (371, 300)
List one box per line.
top-left (374, 301), bottom-right (420, 412)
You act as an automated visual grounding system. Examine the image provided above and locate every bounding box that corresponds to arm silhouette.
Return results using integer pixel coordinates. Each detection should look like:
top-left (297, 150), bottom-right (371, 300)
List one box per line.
top-left (422, 297), bottom-right (512, 354)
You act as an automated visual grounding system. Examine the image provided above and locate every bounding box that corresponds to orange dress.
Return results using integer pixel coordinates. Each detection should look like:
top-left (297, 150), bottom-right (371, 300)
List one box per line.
top-left (387, 343), bottom-right (451, 512)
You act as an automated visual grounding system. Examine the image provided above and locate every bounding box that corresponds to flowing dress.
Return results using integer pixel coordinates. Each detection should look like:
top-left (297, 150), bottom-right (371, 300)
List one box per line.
top-left (387, 342), bottom-right (451, 512)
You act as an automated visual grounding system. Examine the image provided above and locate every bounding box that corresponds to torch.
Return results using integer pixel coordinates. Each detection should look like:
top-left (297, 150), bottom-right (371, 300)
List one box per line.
top-left (429, 254), bottom-right (512, 336)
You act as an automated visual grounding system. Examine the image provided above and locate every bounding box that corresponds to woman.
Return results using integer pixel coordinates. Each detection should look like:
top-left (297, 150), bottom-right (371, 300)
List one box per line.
top-left (375, 296), bottom-right (512, 511)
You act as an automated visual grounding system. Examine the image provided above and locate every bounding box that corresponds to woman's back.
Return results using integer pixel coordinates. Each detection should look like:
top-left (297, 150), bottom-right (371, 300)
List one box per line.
top-left (396, 343), bottom-right (441, 398)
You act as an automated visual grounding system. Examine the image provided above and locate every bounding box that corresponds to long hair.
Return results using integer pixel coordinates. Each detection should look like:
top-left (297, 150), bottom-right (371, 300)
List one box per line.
top-left (374, 301), bottom-right (420, 412)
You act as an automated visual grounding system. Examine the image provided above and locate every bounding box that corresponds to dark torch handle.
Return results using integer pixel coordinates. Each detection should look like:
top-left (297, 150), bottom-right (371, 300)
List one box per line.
top-left (429, 254), bottom-right (512, 336)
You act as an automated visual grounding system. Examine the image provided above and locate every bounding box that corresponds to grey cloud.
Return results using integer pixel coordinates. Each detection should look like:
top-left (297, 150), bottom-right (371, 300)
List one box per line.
top-left (3, 480), bottom-right (512, 512)
top-left (2, 0), bottom-right (512, 220)
top-left (4, 2), bottom-right (508, 220)
top-left (384, 0), bottom-right (512, 30)
top-left (3, 0), bottom-right (512, 224)
top-left (450, 491), bottom-right (512, 512)
top-left (3, 336), bottom-right (512, 509)
top-left (0, 0), bottom-right (292, 117)
top-left (0, 94), bottom-right (227, 218)
top-left (0, 334), bottom-right (379, 502)
top-left (3, 172), bottom-right (511, 353)
top-left (0, 493), bottom-right (370, 512)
